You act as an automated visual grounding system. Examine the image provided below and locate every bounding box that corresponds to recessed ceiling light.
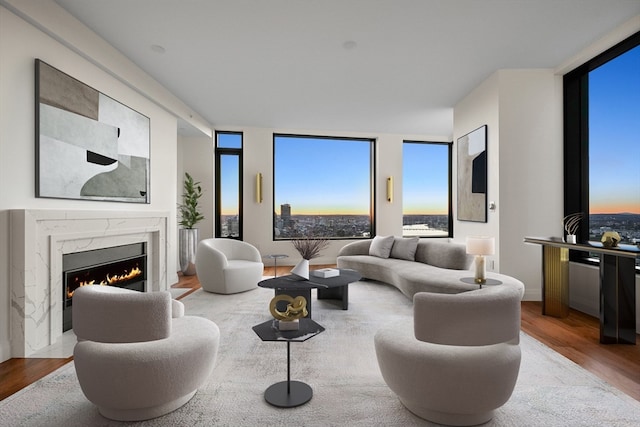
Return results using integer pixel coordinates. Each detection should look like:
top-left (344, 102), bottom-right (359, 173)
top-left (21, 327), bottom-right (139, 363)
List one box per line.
top-left (151, 44), bottom-right (166, 54)
top-left (342, 40), bottom-right (357, 50)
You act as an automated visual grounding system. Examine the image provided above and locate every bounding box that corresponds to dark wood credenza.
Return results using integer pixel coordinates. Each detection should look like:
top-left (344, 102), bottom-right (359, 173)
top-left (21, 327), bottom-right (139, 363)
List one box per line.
top-left (524, 237), bottom-right (639, 345)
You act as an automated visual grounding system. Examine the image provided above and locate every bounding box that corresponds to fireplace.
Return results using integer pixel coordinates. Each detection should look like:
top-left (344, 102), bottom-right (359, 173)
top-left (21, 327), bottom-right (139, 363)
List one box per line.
top-left (62, 243), bottom-right (147, 332)
top-left (10, 209), bottom-right (171, 357)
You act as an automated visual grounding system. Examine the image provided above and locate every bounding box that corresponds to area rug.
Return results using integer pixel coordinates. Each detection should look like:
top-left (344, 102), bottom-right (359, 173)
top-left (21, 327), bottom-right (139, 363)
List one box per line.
top-left (2, 280), bottom-right (639, 426)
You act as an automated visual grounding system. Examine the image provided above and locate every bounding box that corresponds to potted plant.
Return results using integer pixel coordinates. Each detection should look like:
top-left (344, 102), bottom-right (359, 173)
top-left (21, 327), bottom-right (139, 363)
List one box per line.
top-left (178, 172), bottom-right (204, 275)
top-left (290, 238), bottom-right (329, 279)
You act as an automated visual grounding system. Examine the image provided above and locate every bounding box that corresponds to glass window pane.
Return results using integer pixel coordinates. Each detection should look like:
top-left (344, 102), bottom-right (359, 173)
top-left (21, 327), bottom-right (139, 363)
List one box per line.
top-left (274, 135), bottom-right (373, 239)
top-left (402, 141), bottom-right (450, 237)
top-left (217, 132), bottom-right (242, 149)
top-left (219, 154), bottom-right (240, 238)
top-left (588, 45), bottom-right (640, 247)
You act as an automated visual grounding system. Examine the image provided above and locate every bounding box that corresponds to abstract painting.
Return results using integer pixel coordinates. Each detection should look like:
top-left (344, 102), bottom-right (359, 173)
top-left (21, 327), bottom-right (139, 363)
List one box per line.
top-left (457, 125), bottom-right (487, 222)
top-left (35, 59), bottom-right (150, 203)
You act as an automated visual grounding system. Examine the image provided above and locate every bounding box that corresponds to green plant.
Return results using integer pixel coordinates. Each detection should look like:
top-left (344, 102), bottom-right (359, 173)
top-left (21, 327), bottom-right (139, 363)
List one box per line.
top-left (178, 172), bottom-right (204, 229)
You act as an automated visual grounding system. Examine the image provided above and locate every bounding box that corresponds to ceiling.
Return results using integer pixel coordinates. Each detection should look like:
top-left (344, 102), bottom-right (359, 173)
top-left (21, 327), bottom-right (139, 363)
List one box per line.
top-left (53, 0), bottom-right (640, 138)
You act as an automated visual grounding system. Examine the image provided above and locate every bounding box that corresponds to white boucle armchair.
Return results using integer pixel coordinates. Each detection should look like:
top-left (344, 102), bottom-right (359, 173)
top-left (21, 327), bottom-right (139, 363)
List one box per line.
top-left (72, 285), bottom-right (220, 421)
top-left (196, 238), bottom-right (264, 294)
top-left (374, 280), bottom-right (524, 426)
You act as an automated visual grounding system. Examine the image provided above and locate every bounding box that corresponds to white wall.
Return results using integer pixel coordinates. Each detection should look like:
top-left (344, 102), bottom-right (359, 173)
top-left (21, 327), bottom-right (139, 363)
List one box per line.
top-left (0, 5), bottom-right (187, 361)
top-left (453, 67), bottom-right (639, 332)
top-left (177, 135), bottom-right (215, 241)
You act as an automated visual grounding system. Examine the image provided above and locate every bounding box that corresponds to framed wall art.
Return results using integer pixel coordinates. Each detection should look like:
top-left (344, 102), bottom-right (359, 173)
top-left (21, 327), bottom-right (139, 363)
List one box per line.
top-left (35, 59), bottom-right (150, 203)
top-left (457, 125), bottom-right (487, 222)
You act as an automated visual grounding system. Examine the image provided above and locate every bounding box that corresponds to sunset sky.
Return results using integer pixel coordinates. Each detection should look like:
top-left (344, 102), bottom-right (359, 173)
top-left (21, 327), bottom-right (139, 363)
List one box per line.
top-left (589, 44), bottom-right (640, 215)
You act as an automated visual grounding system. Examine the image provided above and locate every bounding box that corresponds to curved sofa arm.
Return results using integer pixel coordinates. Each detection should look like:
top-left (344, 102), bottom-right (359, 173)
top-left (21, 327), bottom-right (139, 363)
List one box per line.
top-left (73, 286), bottom-right (172, 343)
top-left (197, 240), bottom-right (229, 269)
top-left (413, 281), bottom-right (524, 346)
top-left (234, 240), bottom-right (262, 263)
top-left (337, 240), bottom-right (372, 257)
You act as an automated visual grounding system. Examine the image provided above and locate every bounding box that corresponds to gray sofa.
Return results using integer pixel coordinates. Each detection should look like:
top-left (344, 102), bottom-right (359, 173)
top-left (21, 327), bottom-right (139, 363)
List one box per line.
top-left (337, 237), bottom-right (519, 299)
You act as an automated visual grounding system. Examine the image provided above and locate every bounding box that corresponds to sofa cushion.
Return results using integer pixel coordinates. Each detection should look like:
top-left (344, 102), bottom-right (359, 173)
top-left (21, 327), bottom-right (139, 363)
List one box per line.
top-left (390, 237), bottom-right (419, 261)
top-left (369, 235), bottom-right (395, 258)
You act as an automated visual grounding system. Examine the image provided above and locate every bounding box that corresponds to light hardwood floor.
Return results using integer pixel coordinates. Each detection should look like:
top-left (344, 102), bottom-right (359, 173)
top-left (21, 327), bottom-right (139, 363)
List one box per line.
top-left (1, 266), bottom-right (639, 402)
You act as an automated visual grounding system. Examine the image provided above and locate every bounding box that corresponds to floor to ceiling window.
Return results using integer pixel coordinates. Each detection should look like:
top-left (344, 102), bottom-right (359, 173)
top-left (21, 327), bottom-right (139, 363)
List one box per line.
top-left (273, 134), bottom-right (374, 240)
top-left (215, 131), bottom-right (242, 239)
top-left (402, 141), bottom-right (452, 237)
top-left (564, 32), bottom-right (639, 267)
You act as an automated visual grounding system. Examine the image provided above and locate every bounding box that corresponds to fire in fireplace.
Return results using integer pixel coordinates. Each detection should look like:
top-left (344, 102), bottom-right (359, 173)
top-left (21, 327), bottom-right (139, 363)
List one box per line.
top-left (62, 243), bottom-right (147, 332)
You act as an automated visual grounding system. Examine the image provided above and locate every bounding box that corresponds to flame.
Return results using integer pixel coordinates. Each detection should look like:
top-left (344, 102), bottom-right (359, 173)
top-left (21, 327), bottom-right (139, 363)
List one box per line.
top-left (66, 266), bottom-right (143, 299)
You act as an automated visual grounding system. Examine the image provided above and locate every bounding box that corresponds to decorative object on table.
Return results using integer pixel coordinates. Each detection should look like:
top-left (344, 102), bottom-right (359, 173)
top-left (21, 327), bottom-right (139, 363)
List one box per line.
top-left (269, 294), bottom-right (308, 330)
top-left (178, 172), bottom-right (204, 275)
top-left (466, 236), bottom-right (495, 285)
top-left (563, 212), bottom-right (583, 244)
top-left (457, 125), bottom-right (488, 222)
top-left (601, 231), bottom-right (621, 248)
top-left (311, 268), bottom-right (340, 278)
top-left (35, 59), bottom-right (150, 203)
top-left (291, 238), bottom-right (329, 280)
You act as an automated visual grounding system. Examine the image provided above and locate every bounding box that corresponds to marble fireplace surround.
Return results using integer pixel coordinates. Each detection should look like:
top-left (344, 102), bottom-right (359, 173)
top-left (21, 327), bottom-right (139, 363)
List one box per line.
top-left (10, 209), bottom-right (170, 357)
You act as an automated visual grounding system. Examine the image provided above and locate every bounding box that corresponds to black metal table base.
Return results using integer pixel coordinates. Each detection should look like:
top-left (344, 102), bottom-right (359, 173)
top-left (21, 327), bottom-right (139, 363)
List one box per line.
top-left (264, 380), bottom-right (313, 408)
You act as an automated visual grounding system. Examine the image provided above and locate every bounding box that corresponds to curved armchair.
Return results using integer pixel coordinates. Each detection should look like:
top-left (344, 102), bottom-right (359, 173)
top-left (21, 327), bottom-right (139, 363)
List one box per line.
top-left (73, 286), bottom-right (219, 421)
top-left (375, 280), bottom-right (524, 426)
top-left (196, 238), bottom-right (264, 294)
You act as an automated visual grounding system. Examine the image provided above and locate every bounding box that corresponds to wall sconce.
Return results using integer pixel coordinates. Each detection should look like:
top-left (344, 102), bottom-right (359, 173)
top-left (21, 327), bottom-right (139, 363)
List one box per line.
top-left (255, 173), bottom-right (263, 203)
top-left (466, 236), bottom-right (495, 285)
top-left (386, 176), bottom-right (393, 203)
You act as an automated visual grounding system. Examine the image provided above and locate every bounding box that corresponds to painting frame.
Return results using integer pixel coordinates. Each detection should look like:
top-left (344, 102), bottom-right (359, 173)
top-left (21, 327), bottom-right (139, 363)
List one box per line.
top-left (457, 125), bottom-right (487, 222)
top-left (35, 59), bottom-right (150, 203)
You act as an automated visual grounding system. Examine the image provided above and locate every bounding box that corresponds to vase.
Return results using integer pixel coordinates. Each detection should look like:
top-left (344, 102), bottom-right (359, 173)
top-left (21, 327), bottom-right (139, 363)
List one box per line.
top-left (179, 228), bottom-right (199, 276)
top-left (291, 259), bottom-right (309, 280)
top-left (566, 234), bottom-right (577, 244)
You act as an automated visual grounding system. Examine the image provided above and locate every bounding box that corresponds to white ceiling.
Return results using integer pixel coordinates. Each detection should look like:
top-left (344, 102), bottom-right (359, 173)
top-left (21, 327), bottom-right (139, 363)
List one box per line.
top-left (54, 0), bottom-right (640, 138)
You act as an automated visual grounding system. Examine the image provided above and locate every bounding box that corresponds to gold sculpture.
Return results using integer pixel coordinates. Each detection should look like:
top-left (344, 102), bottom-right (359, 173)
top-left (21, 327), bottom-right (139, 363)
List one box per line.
top-left (269, 294), bottom-right (308, 321)
top-left (601, 231), bottom-right (621, 248)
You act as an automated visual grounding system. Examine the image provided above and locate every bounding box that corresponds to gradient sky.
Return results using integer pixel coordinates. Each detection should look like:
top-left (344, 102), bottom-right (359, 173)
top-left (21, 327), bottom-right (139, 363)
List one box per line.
top-left (403, 142), bottom-right (449, 215)
top-left (274, 136), bottom-right (371, 215)
top-left (589, 44), bottom-right (640, 215)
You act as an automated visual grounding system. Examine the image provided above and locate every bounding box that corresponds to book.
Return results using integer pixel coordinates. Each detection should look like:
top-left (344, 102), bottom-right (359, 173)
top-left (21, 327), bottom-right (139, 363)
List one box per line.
top-left (310, 268), bottom-right (339, 278)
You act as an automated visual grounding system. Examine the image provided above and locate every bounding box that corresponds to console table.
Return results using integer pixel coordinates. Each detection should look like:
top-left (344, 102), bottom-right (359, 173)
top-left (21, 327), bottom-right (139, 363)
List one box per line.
top-left (524, 236), bottom-right (639, 344)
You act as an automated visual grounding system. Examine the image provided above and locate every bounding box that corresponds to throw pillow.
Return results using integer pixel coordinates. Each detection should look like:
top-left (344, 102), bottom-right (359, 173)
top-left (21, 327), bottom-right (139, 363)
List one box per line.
top-left (390, 236), bottom-right (419, 261)
top-left (369, 235), bottom-right (395, 258)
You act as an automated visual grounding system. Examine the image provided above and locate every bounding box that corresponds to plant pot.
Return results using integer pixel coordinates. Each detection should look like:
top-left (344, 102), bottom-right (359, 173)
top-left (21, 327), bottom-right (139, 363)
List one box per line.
top-left (291, 259), bottom-right (309, 280)
top-left (179, 228), bottom-right (199, 276)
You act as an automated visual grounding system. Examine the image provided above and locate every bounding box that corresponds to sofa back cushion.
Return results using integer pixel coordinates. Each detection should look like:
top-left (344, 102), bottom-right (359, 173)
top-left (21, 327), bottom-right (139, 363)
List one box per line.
top-left (389, 237), bottom-right (419, 261)
top-left (369, 235), bottom-right (395, 258)
top-left (414, 240), bottom-right (472, 270)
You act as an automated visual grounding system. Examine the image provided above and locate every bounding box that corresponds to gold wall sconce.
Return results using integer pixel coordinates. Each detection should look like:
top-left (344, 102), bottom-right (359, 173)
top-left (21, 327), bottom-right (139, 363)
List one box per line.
top-left (256, 173), bottom-right (263, 203)
top-left (386, 176), bottom-right (393, 203)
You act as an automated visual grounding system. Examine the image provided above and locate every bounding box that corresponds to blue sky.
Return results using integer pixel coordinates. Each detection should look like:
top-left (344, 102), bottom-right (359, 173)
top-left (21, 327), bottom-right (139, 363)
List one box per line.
top-left (274, 136), bottom-right (371, 215)
top-left (589, 44), bottom-right (640, 214)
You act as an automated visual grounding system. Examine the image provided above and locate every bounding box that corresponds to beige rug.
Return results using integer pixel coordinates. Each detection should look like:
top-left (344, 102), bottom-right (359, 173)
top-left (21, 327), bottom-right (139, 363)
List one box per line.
top-left (2, 280), bottom-right (639, 426)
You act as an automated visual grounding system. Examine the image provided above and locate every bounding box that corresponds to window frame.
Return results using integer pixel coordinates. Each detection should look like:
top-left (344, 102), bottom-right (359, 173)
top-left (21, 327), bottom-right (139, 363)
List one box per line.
top-left (564, 31), bottom-right (640, 265)
top-left (214, 131), bottom-right (243, 240)
top-left (271, 133), bottom-right (376, 241)
top-left (402, 140), bottom-right (453, 238)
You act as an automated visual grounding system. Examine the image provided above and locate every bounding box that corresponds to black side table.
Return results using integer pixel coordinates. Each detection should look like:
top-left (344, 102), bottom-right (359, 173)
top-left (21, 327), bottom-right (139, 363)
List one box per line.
top-left (252, 318), bottom-right (325, 408)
